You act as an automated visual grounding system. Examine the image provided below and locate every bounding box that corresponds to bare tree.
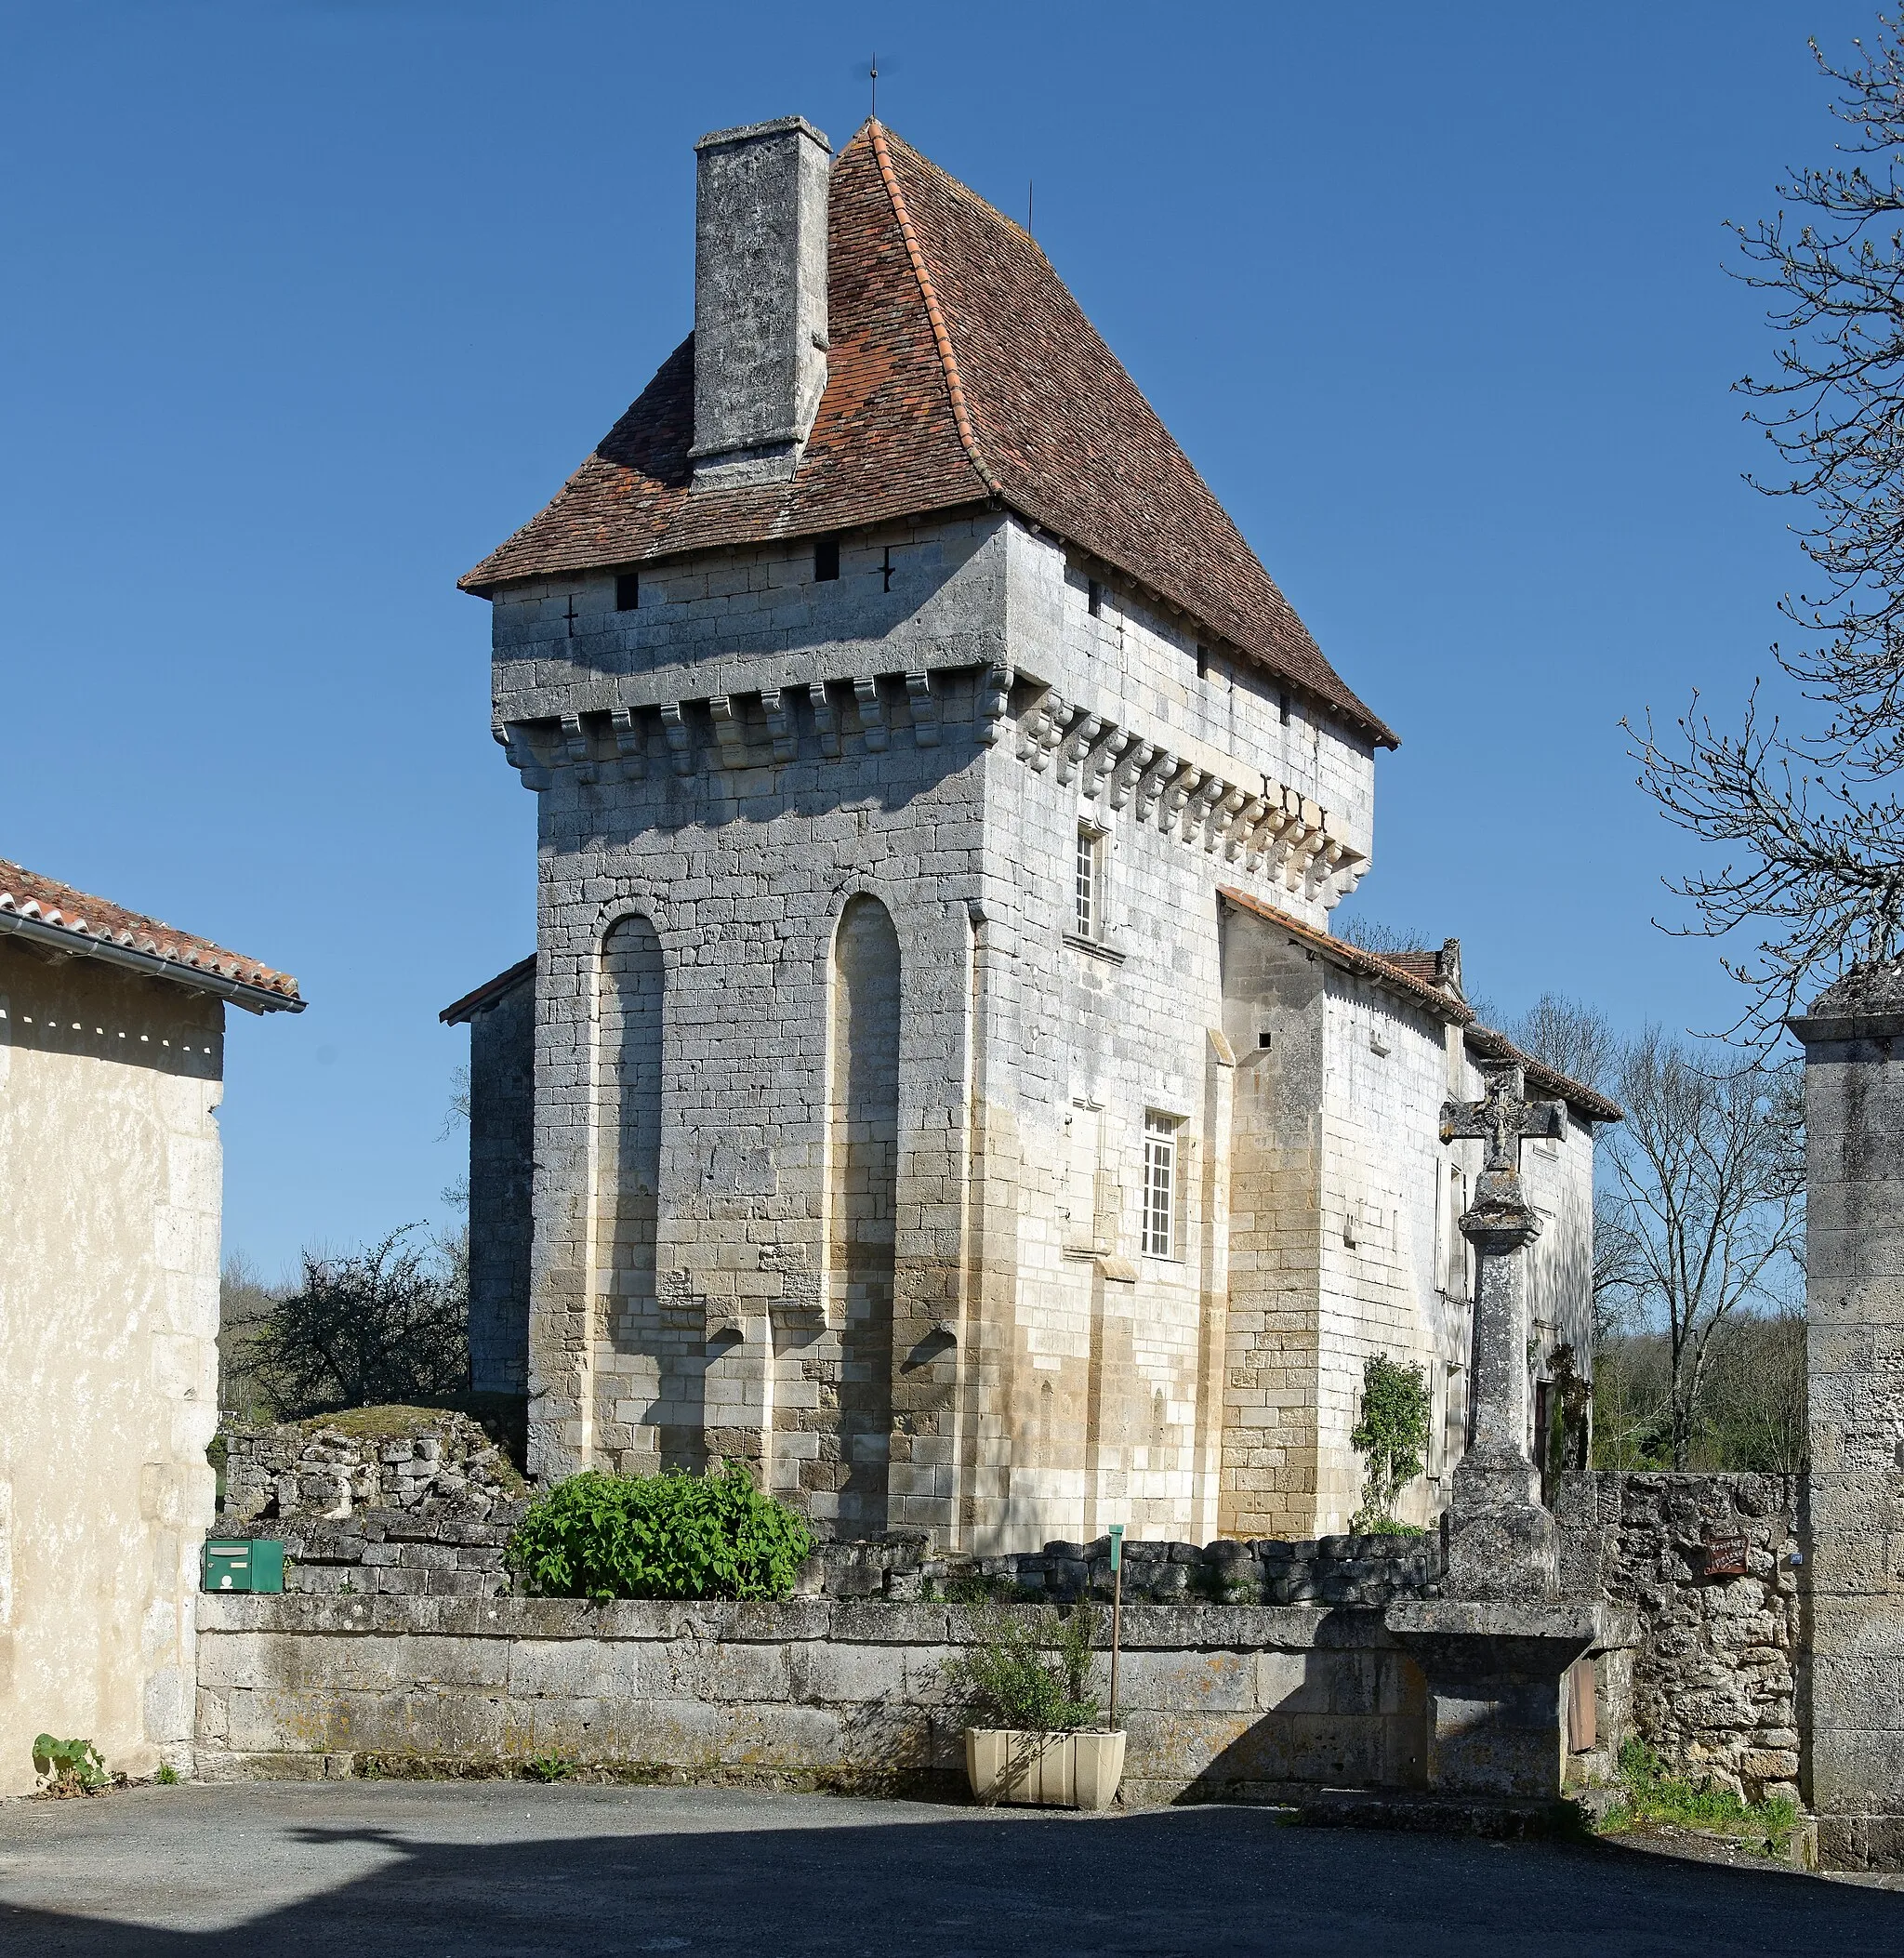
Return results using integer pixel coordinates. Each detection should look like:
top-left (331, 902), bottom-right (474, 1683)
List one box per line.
top-left (1506, 991), bottom-right (1620, 1096)
top-left (1330, 913), bottom-right (1432, 957)
top-left (1594, 1033), bottom-right (1805, 1468)
top-left (1630, 20), bottom-right (1904, 1037)
top-left (255, 1228), bottom-right (469, 1419)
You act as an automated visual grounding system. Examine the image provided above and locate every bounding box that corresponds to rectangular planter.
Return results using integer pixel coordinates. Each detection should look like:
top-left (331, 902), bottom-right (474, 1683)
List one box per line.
top-left (965, 1727), bottom-right (1126, 1810)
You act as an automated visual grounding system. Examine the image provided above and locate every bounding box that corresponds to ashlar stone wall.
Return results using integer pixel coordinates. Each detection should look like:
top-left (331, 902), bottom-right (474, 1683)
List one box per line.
top-left (193, 1593), bottom-right (1428, 1806)
top-left (1216, 907), bottom-right (1598, 1541)
top-left (466, 968), bottom-right (535, 1395)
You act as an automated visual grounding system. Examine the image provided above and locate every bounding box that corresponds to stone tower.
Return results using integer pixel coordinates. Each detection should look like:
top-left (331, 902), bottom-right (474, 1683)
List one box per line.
top-left (456, 116), bottom-right (1610, 1549)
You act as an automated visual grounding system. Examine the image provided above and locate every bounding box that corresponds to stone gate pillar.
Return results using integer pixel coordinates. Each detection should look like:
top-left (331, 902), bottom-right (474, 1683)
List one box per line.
top-left (1791, 965), bottom-right (1904, 1871)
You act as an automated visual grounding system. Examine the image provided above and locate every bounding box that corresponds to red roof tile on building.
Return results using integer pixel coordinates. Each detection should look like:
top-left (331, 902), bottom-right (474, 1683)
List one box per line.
top-left (462, 121), bottom-right (1396, 750)
top-left (0, 859), bottom-right (302, 1012)
top-left (1463, 1024), bottom-right (1622, 1126)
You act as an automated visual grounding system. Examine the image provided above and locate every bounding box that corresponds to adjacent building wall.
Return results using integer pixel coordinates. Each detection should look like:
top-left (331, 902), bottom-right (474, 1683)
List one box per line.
top-left (0, 944), bottom-right (223, 1793)
top-left (466, 970), bottom-right (535, 1396)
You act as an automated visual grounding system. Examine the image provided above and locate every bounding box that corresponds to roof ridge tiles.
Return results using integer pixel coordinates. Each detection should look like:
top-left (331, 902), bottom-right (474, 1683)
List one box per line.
top-left (867, 119), bottom-right (1001, 502)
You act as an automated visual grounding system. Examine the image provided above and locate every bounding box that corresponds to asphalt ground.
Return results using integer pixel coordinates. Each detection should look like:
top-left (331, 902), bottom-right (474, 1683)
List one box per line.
top-left (2, 1781), bottom-right (1901, 1956)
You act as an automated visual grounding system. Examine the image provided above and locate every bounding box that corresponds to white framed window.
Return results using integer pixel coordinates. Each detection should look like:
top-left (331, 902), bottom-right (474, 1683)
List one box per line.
top-left (1143, 1111), bottom-right (1179, 1258)
top-left (1075, 825), bottom-right (1104, 940)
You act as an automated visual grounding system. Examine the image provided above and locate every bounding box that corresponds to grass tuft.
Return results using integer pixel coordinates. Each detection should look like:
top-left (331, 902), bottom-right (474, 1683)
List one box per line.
top-left (1598, 1739), bottom-right (1798, 1854)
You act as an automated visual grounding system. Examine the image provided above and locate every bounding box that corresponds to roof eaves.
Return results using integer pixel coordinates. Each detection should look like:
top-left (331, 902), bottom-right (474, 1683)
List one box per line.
top-left (440, 954), bottom-right (536, 1025)
top-left (1218, 888), bottom-right (1474, 1025)
top-left (1464, 1024), bottom-right (1623, 1125)
top-left (0, 907), bottom-right (305, 1015)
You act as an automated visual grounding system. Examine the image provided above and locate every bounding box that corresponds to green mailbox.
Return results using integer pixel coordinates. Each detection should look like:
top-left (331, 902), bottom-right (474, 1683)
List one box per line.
top-left (202, 1539), bottom-right (284, 1594)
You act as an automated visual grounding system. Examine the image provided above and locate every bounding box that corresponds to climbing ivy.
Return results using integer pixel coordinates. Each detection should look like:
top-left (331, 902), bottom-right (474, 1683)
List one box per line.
top-left (1349, 1354), bottom-right (1432, 1533)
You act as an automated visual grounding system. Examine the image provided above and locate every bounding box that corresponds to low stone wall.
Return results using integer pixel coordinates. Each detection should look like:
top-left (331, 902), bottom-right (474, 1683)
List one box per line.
top-left (221, 1499), bottom-right (1444, 1611)
top-left (193, 1594), bottom-right (1429, 1806)
top-left (1556, 1470), bottom-right (1801, 1805)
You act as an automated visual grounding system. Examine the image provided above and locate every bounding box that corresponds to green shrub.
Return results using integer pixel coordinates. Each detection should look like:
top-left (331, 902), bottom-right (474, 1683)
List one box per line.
top-left (940, 1598), bottom-right (1104, 1733)
top-left (505, 1463), bottom-right (814, 1602)
top-left (33, 1736), bottom-right (107, 1793)
top-left (1349, 1353), bottom-right (1431, 1532)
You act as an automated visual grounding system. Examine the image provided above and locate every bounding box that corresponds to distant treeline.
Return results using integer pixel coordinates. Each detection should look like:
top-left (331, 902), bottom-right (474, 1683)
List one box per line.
top-left (1593, 1313), bottom-right (1805, 1475)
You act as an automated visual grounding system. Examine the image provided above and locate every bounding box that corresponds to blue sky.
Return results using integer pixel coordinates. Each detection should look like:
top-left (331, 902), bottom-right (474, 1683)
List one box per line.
top-left (0, 1), bottom-right (1871, 1275)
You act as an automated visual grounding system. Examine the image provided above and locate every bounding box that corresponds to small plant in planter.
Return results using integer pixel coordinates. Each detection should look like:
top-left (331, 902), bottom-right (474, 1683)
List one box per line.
top-left (941, 1598), bottom-right (1125, 1810)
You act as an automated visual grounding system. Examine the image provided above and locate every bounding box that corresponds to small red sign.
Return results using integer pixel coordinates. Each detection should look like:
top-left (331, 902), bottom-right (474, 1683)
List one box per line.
top-left (1701, 1532), bottom-right (1749, 1579)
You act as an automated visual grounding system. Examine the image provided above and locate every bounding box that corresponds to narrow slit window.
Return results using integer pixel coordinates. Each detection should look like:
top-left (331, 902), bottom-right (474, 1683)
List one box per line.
top-left (1143, 1112), bottom-right (1178, 1258)
top-left (615, 571), bottom-right (641, 612)
top-left (1087, 577), bottom-right (1103, 618)
top-left (1075, 826), bottom-right (1102, 939)
top-left (814, 535), bottom-right (840, 582)
top-left (1197, 643), bottom-right (1210, 681)
top-left (1278, 688), bottom-right (1291, 727)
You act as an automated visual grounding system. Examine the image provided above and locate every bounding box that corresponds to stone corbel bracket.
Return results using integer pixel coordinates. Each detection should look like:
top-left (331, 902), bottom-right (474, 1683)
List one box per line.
top-left (1003, 688), bottom-right (1365, 908)
top-left (494, 665), bottom-right (971, 787)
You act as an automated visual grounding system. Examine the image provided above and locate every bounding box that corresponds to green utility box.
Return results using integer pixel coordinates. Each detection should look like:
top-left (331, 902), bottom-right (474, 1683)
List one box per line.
top-left (202, 1539), bottom-right (284, 1594)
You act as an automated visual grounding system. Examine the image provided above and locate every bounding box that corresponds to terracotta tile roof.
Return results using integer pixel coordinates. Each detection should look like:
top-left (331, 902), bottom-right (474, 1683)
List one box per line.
top-left (462, 121), bottom-right (1395, 750)
top-left (1380, 949), bottom-right (1443, 985)
top-left (0, 859), bottom-right (303, 1012)
top-left (439, 955), bottom-right (535, 1026)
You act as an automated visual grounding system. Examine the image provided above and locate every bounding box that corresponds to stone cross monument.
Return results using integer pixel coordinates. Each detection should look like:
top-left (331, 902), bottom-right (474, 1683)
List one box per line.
top-left (1439, 1058), bottom-right (1566, 1600)
top-left (1384, 1057), bottom-right (1617, 1804)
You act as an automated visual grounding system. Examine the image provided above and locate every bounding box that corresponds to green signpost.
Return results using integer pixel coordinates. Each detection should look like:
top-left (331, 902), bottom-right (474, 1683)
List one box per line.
top-left (1107, 1523), bottom-right (1124, 1730)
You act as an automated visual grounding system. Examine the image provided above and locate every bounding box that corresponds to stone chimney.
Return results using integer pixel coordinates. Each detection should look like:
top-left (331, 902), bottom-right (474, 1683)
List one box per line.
top-left (689, 115), bottom-right (832, 489)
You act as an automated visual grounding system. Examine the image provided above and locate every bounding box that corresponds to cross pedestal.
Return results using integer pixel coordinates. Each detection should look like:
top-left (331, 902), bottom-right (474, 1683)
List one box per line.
top-left (1385, 1058), bottom-right (1606, 1804)
top-left (1440, 1058), bottom-right (1565, 1603)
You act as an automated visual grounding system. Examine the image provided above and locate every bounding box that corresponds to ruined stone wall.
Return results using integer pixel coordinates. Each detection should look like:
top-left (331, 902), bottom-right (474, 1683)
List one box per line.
top-left (193, 1592), bottom-right (1428, 1805)
top-left (1555, 1470), bottom-right (1801, 1806)
top-left (0, 946), bottom-right (225, 1794)
top-left (218, 1413), bottom-right (522, 1526)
